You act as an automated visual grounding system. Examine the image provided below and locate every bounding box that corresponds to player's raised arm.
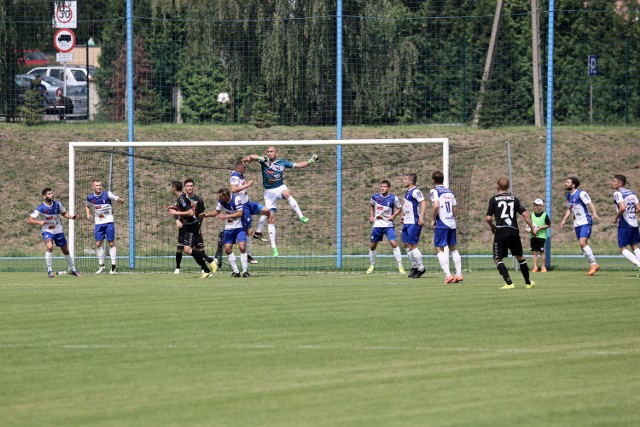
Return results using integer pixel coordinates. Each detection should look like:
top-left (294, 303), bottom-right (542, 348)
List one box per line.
top-left (292, 154), bottom-right (318, 169)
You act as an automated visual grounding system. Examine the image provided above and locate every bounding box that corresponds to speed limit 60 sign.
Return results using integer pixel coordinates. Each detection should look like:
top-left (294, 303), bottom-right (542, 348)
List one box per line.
top-left (54, 1), bottom-right (77, 29)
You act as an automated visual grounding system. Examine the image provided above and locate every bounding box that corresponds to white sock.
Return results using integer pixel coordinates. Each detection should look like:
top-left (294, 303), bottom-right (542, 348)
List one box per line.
top-left (65, 254), bottom-right (76, 271)
top-left (256, 215), bottom-right (267, 233)
top-left (634, 248), bottom-right (640, 263)
top-left (109, 246), bottom-right (117, 265)
top-left (45, 251), bottom-right (53, 270)
top-left (245, 236), bottom-right (252, 255)
top-left (227, 252), bottom-right (239, 273)
top-left (240, 253), bottom-right (248, 272)
top-left (410, 248), bottom-right (424, 269)
top-left (451, 250), bottom-right (462, 276)
top-left (369, 249), bottom-right (376, 265)
top-left (406, 248), bottom-right (415, 268)
top-left (437, 251), bottom-right (451, 276)
top-left (288, 196), bottom-right (303, 218)
top-left (268, 223), bottom-right (277, 248)
top-left (393, 247), bottom-right (402, 264)
top-left (97, 246), bottom-right (105, 265)
top-left (621, 249), bottom-right (640, 267)
top-left (583, 245), bottom-right (596, 264)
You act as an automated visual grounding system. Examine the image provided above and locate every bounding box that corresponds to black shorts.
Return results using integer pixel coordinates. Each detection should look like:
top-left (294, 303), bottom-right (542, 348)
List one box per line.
top-left (530, 237), bottom-right (546, 252)
top-left (181, 224), bottom-right (205, 250)
top-left (493, 234), bottom-right (523, 259)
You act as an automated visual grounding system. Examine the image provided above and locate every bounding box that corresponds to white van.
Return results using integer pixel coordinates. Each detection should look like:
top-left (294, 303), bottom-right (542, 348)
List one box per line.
top-left (27, 65), bottom-right (91, 86)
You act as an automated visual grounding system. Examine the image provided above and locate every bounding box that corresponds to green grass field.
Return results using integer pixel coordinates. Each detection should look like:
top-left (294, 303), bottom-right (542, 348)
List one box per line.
top-left (2, 271), bottom-right (639, 426)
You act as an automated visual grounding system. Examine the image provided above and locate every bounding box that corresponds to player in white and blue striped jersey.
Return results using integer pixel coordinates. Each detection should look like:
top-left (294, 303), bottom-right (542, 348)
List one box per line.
top-left (429, 171), bottom-right (463, 284)
top-left (27, 187), bottom-right (80, 278)
top-left (612, 174), bottom-right (640, 275)
top-left (560, 176), bottom-right (601, 276)
top-left (402, 173), bottom-right (427, 278)
top-left (207, 188), bottom-right (249, 277)
top-left (84, 179), bottom-right (124, 274)
top-left (367, 180), bottom-right (405, 274)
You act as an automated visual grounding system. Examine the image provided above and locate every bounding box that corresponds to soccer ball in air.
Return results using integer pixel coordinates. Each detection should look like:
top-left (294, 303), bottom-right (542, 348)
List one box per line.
top-left (217, 92), bottom-right (230, 104)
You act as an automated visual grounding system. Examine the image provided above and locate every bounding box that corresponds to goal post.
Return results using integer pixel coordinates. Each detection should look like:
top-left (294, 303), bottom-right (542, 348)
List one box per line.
top-left (69, 138), bottom-right (451, 273)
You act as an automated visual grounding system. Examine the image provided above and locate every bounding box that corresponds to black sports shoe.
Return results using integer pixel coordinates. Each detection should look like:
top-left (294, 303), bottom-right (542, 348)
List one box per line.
top-left (412, 268), bottom-right (426, 279)
top-left (408, 267), bottom-right (417, 278)
top-left (231, 271), bottom-right (241, 277)
top-left (247, 254), bottom-right (258, 264)
top-left (253, 232), bottom-right (268, 243)
top-left (242, 271), bottom-right (251, 278)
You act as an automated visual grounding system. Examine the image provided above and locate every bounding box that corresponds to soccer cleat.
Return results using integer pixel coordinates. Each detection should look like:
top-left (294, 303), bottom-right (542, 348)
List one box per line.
top-left (366, 265), bottom-right (375, 274)
top-left (209, 261), bottom-right (218, 273)
top-left (231, 271), bottom-right (241, 278)
top-left (300, 216), bottom-right (310, 224)
top-left (541, 267), bottom-right (547, 273)
top-left (398, 266), bottom-right (406, 274)
top-left (242, 271), bottom-right (251, 278)
top-left (272, 247), bottom-right (279, 257)
top-left (69, 270), bottom-right (80, 277)
top-left (454, 275), bottom-right (464, 283)
top-left (253, 232), bottom-right (268, 243)
top-left (587, 263), bottom-right (600, 276)
top-left (95, 265), bottom-right (105, 275)
top-left (174, 268), bottom-right (180, 274)
top-left (501, 283), bottom-right (515, 289)
top-left (531, 267), bottom-right (539, 273)
top-left (110, 265), bottom-right (117, 275)
top-left (247, 254), bottom-right (258, 264)
top-left (200, 272), bottom-right (212, 279)
top-left (412, 268), bottom-right (426, 279)
top-left (408, 267), bottom-right (417, 278)
top-left (526, 281), bottom-right (536, 289)
top-left (444, 275), bottom-right (456, 285)
top-left (48, 270), bottom-right (55, 278)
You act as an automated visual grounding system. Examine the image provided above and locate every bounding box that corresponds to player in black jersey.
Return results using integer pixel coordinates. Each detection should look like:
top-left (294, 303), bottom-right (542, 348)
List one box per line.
top-left (174, 179), bottom-right (217, 274)
top-left (485, 178), bottom-right (537, 289)
top-left (167, 181), bottom-right (216, 278)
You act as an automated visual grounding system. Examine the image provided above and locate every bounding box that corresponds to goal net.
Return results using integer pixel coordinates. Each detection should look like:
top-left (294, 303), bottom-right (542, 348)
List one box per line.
top-left (69, 139), bottom-right (475, 274)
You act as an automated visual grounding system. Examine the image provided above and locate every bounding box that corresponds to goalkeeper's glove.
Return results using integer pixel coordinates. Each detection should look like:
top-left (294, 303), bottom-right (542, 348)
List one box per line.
top-left (258, 156), bottom-right (268, 163)
top-left (309, 154), bottom-right (319, 164)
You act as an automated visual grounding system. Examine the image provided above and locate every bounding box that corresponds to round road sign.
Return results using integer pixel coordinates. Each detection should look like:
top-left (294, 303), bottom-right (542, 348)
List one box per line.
top-left (53, 28), bottom-right (76, 53)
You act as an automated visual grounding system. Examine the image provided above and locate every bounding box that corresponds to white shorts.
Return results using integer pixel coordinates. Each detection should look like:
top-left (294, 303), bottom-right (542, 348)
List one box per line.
top-left (264, 185), bottom-right (289, 211)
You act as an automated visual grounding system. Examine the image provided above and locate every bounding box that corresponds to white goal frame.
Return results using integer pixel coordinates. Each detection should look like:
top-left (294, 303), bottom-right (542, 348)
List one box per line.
top-left (69, 138), bottom-right (449, 269)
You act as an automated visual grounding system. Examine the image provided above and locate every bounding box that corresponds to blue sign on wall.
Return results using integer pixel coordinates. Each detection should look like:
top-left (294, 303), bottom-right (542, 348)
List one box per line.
top-left (588, 55), bottom-right (599, 77)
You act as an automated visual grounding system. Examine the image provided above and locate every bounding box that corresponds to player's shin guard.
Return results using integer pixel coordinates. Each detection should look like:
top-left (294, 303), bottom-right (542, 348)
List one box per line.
top-left (175, 252), bottom-right (182, 269)
top-left (109, 247), bottom-right (117, 266)
top-left (245, 235), bottom-right (252, 255)
top-left (496, 261), bottom-right (511, 283)
top-left (634, 248), bottom-right (640, 262)
top-left (45, 251), bottom-right (53, 269)
top-left (583, 245), bottom-right (596, 264)
top-left (393, 247), bottom-right (402, 263)
top-left (437, 251), bottom-right (451, 276)
top-left (227, 252), bottom-right (239, 273)
top-left (192, 250), bottom-right (210, 273)
top-left (256, 215), bottom-right (268, 233)
top-left (406, 248), bottom-right (416, 267)
top-left (452, 250), bottom-right (462, 276)
top-left (622, 249), bottom-right (640, 266)
top-left (97, 246), bottom-right (105, 265)
top-left (65, 254), bottom-right (76, 271)
top-left (369, 249), bottom-right (377, 265)
top-left (410, 248), bottom-right (424, 269)
top-left (287, 196), bottom-right (303, 218)
top-left (268, 224), bottom-right (277, 248)
top-left (240, 253), bottom-right (248, 272)
top-left (519, 259), bottom-right (530, 283)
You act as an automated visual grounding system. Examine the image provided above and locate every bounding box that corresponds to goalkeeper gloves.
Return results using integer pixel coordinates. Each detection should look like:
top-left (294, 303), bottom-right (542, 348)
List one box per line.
top-left (258, 156), bottom-right (268, 163)
top-left (309, 154), bottom-right (319, 164)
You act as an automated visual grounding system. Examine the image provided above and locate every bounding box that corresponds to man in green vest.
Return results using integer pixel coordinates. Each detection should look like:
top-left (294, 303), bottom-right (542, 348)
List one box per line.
top-left (529, 199), bottom-right (551, 272)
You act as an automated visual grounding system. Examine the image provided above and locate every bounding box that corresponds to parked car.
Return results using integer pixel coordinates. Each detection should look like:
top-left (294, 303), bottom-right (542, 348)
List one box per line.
top-left (16, 74), bottom-right (64, 105)
top-left (16, 49), bottom-right (51, 66)
top-left (27, 65), bottom-right (90, 86)
top-left (64, 85), bottom-right (89, 118)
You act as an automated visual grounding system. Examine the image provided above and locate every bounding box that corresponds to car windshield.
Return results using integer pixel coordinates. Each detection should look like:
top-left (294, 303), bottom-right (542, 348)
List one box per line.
top-left (42, 76), bottom-right (64, 86)
top-left (71, 70), bottom-right (87, 82)
top-left (66, 86), bottom-right (87, 95)
top-left (25, 51), bottom-right (49, 60)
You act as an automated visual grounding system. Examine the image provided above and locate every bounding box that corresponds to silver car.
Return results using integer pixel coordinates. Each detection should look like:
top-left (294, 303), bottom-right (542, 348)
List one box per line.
top-left (64, 85), bottom-right (88, 117)
top-left (16, 74), bottom-right (63, 105)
